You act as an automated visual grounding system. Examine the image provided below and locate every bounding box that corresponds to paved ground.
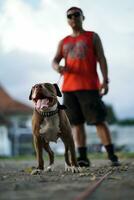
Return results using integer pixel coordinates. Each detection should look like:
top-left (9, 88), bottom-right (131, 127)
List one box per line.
top-left (0, 158), bottom-right (134, 200)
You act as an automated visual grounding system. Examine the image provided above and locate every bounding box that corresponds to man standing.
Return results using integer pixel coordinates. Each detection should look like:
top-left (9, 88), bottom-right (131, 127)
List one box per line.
top-left (52, 7), bottom-right (119, 167)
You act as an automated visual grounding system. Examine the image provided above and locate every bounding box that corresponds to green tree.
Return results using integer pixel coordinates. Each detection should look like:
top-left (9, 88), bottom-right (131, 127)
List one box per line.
top-left (106, 104), bottom-right (118, 124)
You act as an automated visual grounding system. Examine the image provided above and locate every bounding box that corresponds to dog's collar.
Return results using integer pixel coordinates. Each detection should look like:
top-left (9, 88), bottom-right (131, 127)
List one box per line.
top-left (35, 102), bottom-right (66, 117)
top-left (37, 108), bottom-right (59, 117)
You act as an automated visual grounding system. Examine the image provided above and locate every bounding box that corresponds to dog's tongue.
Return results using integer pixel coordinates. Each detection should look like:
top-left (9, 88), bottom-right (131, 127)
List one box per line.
top-left (36, 99), bottom-right (49, 109)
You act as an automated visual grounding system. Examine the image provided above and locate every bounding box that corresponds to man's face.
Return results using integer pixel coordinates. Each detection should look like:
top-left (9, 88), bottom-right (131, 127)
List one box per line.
top-left (67, 9), bottom-right (84, 29)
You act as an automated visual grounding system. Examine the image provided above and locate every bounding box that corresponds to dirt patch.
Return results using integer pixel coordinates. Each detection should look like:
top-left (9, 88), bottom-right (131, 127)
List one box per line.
top-left (0, 159), bottom-right (134, 200)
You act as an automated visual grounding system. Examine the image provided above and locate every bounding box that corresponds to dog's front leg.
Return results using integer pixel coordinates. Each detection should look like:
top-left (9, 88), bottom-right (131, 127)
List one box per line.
top-left (64, 144), bottom-right (71, 167)
top-left (31, 134), bottom-right (44, 175)
top-left (60, 136), bottom-right (71, 166)
top-left (69, 138), bottom-right (78, 167)
top-left (33, 134), bottom-right (44, 170)
top-left (43, 142), bottom-right (54, 171)
top-left (61, 136), bottom-right (80, 173)
top-left (68, 140), bottom-right (82, 173)
top-left (65, 135), bottom-right (81, 173)
top-left (61, 131), bottom-right (78, 167)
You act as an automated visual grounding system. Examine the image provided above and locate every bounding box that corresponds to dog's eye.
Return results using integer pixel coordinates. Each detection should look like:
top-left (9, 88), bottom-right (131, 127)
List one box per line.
top-left (45, 83), bottom-right (54, 91)
top-left (44, 83), bottom-right (51, 87)
top-left (34, 84), bottom-right (38, 88)
top-left (34, 84), bottom-right (42, 88)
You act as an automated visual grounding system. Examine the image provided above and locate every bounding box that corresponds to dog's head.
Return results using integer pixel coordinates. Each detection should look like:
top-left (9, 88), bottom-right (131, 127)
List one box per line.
top-left (29, 83), bottom-right (62, 110)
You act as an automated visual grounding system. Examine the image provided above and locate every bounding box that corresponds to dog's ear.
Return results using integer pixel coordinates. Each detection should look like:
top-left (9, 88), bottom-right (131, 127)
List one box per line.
top-left (29, 89), bottom-right (33, 100)
top-left (53, 83), bottom-right (62, 97)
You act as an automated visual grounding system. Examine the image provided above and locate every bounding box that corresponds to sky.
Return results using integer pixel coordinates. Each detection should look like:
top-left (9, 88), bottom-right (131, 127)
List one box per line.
top-left (0, 0), bottom-right (134, 119)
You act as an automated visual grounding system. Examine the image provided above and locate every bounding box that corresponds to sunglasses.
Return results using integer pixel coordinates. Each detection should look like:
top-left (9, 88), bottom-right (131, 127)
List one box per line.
top-left (67, 12), bottom-right (81, 19)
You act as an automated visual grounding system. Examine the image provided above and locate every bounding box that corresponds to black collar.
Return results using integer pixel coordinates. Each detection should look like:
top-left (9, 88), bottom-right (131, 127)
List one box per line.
top-left (39, 109), bottom-right (58, 117)
top-left (35, 102), bottom-right (66, 118)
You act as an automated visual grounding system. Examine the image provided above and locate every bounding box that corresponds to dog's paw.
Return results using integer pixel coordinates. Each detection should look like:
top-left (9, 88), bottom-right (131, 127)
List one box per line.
top-left (31, 169), bottom-right (43, 175)
top-left (45, 164), bottom-right (54, 172)
top-left (65, 165), bottom-right (81, 173)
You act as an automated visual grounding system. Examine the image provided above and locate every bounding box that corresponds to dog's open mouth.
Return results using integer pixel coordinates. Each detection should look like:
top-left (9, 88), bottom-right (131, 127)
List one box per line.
top-left (34, 96), bottom-right (54, 109)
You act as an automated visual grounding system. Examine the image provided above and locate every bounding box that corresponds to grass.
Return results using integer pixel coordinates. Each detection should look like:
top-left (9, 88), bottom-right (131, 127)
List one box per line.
top-left (117, 152), bottom-right (134, 159)
top-left (0, 152), bottom-right (134, 161)
top-left (89, 152), bottom-right (134, 159)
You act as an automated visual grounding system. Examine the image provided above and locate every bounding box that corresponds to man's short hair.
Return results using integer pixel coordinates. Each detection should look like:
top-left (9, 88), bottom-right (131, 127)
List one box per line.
top-left (67, 7), bottom-right (83, 15)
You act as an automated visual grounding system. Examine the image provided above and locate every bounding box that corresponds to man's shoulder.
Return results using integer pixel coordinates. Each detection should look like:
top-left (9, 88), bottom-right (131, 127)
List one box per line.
top-left (85, 32), bottom-right (101, 45)
top-left (84, 30), bottom-right (95, 35)
top-left (60, 35), bottom-right (72, 45)
top-left (85, 30), bottom-right (94, 34)
top-left (62, 35), bottom-right (71, 41)
top-left (83, 31), bottom-right (96, 42)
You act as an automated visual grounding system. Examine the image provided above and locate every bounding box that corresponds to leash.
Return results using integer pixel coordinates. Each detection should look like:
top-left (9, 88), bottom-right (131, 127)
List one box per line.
top-left (56, 74), bottom-right (62, 86)
top-left (74, 170), bottom-right (112, 200)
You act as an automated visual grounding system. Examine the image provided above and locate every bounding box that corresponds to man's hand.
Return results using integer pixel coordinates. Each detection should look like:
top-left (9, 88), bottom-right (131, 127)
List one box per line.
top-left (99, 80), bottom-right (109, 96)
top-left (55, 65), bottom-right (67, 74)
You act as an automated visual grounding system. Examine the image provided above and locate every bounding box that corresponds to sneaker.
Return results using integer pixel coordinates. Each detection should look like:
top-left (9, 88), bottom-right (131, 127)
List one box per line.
top-left (109, 154), bottom-right (120, 167)
top-left (111, 160), bottom-right (121, 167)
top-left (77, 157), bottom-right (90, 167)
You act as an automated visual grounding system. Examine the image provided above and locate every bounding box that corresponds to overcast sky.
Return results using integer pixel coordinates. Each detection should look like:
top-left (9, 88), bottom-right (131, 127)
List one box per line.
top-left (0, 0), bottom-right (134, 119)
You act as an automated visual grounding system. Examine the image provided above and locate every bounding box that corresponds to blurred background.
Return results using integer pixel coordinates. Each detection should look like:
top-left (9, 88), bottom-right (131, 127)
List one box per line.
top-left (0, 0), bottom-right (134, 157)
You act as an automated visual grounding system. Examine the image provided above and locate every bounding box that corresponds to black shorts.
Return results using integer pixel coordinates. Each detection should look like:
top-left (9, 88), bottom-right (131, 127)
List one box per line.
top-left (63, 90), bottom-right (107, 125)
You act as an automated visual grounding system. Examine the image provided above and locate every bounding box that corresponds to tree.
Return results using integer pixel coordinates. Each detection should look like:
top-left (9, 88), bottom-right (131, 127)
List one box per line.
top-left (106, 104), bottom-right (118, 124)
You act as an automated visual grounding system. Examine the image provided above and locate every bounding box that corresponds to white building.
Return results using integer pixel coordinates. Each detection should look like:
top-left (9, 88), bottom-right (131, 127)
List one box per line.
top-left (0, 84), bottom-right (33, 156)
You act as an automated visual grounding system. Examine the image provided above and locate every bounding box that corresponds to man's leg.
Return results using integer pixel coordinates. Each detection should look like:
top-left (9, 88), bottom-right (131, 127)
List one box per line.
top-left (72, 124), bottom-right (90, 167)
top-left (96, 121), bottom-right (120, 166)
top-left (72, 123), bottom-right (86, 147)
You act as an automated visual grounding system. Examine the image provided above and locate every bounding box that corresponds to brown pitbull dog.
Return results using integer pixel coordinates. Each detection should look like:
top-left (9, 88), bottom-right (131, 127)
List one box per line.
top-left (29, 83), bottom-right (80, 174)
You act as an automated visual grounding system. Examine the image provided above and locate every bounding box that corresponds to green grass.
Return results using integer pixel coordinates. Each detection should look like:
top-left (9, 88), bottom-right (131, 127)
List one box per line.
top-left (89, 152), bottom-right (134, 159)
top-left (0, 155), bottom-right (35, 161)
top-left (117, 152), bottom-right (134, 159)
top-left (0, 152), bottom-right (134, 161)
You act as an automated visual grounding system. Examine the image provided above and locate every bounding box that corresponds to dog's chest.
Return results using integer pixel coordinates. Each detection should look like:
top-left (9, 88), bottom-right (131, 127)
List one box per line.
top-left (39, 114), bottom-right (60, 142)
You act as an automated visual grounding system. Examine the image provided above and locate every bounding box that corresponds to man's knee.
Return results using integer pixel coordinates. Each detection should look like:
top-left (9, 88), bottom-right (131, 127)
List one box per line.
top-left (72, 123), bottom-right (85, 133)
top-left (96, 121), bottom-right (107, 128)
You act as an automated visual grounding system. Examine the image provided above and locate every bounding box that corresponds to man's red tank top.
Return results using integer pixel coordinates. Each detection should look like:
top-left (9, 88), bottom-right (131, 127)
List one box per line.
top-left (60, 31), bottom-right (100, 92)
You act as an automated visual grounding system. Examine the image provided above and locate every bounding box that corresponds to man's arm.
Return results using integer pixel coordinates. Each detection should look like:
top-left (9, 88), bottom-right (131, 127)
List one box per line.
top-left (93, 33), bottom-right (109, 95)
top-left (52, 40), bottom-right (66, 74)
